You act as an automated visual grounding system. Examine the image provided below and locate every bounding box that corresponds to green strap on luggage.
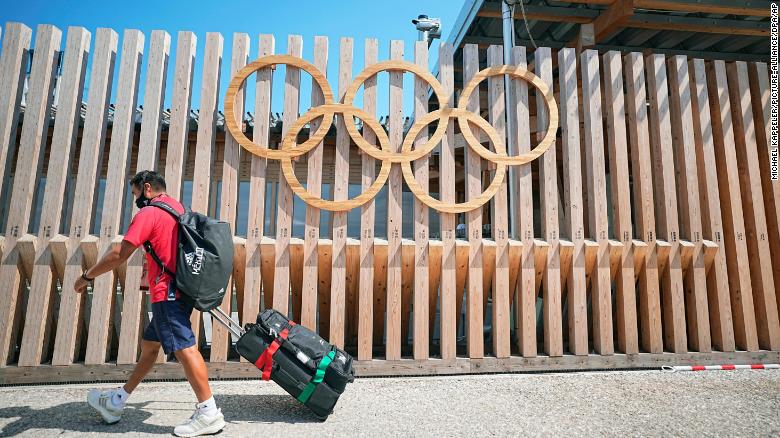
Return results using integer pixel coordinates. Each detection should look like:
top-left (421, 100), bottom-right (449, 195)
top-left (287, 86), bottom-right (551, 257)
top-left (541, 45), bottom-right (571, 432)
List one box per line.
top-left (298, 350), bottom-right (336, 403)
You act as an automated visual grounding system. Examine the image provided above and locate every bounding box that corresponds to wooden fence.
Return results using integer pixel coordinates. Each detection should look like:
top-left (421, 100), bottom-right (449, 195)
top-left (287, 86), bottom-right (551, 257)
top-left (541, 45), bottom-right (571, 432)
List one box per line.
top-left (0, 22), bottom-right (778, 384)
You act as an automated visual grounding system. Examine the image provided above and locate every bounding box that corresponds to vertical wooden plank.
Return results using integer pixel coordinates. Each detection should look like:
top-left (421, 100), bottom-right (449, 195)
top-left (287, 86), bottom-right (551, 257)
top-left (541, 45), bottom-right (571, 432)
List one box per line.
top-left (358, 39), bottom-right (378, 360)
top-left (273, 35), bottom-right (302, 316)
top-left (488, 47), bottom-right (511, 358)
top-left (85, 29), bottom-right (144, 365)
top-left (210, 33), bottom-right (249, 362)
top-left (412, 40), bottom-right (430, 360)
top-left (512, 45), bottom-right (536, 357)
top-left (439, 43), bottom-right (457, 360)
top-left (52, 28), bottom-right (118, 366)
top-left (300, 36), bottom-right (327, 331)
top-left (164, 31), bottom-right (196, 199)
top-left (462, 44), bottom-right (484, 359)
top-left (748, 62), bottom-right (780, 336)
top-left (602, 51), bottom-right (639, 355)
top-left (726, 61), bottom-right (780, 350)
top-left (242, 34), bottom-right (274, 344)
top-left (534, 47), bottom-right (562, 358)
top-left (17, 27), bottom-right (90, 366)
top-left (645, 53), bottom-right (687, 353)
top-left (624, 52), bottom-right (663, 353)
top-left (705, 60), bottom-right (759, 351)
top-left (386, 39), bottom-right (403, 361)
top-left (558, 48), bottom-right (588, 355)
top-left (0, 23), bottom-right (31, 208)
top-left (580, 49), bottom-right (614, 355)
top-left (330, 37), bottom-right (352, 349)
top-left (689, 58), bottom-right (735, 352)
top-left (667, 55), bottom-right (712, 352)
top-left (189, 32), bottom-right (223, 344)
top-left (0, 25), bottom-right (60, 366)
top-left (117, 29), bottom-right (170, 365)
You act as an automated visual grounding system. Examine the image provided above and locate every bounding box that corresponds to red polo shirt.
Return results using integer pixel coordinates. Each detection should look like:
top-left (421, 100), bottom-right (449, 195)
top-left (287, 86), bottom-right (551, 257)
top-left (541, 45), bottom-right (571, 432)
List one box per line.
top-left (124, 194), bottom-right (185, 303)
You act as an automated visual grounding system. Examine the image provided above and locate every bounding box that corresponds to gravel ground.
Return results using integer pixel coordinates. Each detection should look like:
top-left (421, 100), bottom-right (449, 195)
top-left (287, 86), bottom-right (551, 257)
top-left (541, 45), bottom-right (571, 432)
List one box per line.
top-left (0, 369), bottom-right (777, 437)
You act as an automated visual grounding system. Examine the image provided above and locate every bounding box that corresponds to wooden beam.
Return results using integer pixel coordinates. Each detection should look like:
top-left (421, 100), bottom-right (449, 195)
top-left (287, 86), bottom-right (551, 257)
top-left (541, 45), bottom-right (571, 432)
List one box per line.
top-left (627, 14), bottom-right (768, 37)
top-left (477, 3), bottom-right (598, 24)
top-left (3, 351), bottom-right (779, 385)
top-left (634, 0), bottom-right (771, 17)
top-left (592, 0), bottom-right (635, 43)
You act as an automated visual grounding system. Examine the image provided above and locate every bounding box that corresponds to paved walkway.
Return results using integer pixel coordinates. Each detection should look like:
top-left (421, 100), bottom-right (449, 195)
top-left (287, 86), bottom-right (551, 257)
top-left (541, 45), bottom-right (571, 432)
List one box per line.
top-left (0, 369), bottom-right (777, 437)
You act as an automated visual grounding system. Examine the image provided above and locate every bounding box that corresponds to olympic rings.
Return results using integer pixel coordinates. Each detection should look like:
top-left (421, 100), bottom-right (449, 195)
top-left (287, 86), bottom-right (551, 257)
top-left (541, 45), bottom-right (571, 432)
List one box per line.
top-left (225, 56), bottom-right (559, 213)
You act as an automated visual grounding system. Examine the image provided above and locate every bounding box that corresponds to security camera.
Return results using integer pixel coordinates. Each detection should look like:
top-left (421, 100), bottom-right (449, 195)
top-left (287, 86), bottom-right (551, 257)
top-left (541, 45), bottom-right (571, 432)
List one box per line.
top-left (412, 15), bottom-right (442, 45)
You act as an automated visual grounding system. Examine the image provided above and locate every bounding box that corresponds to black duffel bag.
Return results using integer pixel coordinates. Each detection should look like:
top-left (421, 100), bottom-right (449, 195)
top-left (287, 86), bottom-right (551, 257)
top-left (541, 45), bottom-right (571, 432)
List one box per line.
top-left (215, 308), bottom-right (355, 419)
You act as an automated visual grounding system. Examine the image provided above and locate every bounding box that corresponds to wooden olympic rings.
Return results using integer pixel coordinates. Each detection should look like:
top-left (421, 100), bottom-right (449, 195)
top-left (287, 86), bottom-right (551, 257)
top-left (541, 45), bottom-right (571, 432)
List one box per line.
top-left (225, 56), bottom-right (559, 213)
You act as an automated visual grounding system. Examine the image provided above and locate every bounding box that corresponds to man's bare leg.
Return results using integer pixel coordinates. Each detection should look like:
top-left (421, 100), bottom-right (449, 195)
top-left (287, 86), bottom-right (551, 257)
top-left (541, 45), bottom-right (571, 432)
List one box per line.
top-left (174, 344), bottom-right (212, 402)
top-left (123, 340), bottom-right (161, 394)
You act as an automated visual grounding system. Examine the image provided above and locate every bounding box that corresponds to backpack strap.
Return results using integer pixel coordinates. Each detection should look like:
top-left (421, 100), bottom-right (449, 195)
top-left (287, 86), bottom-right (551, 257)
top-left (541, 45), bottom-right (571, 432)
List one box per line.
top-left (147, 200), bottom-right (182, 220)
top-left (143, 241), bottom-right (175, 281)
top-left (143, 200), bottom-right (180, 282)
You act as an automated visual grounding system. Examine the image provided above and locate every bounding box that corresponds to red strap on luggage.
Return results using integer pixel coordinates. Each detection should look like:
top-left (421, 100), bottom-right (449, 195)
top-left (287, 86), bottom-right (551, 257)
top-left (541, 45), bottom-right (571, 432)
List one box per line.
top-left (253, 321), bottom-right (297, 380)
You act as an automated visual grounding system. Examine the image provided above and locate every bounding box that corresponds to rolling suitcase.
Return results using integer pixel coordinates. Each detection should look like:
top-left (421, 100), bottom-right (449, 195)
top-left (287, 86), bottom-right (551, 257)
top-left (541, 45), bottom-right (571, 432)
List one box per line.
top-left (209, 307), bottom-right (355, 419)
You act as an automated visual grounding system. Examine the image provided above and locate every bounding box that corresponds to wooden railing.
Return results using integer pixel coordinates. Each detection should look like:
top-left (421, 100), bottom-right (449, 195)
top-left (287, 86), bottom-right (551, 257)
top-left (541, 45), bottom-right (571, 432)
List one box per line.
top-left (0, 22), bottom-right (778, 384)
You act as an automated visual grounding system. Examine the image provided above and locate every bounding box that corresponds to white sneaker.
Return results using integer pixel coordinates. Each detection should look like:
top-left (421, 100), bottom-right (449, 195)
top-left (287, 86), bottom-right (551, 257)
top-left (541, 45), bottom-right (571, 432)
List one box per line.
top-left (87, 388), bottom-right (124, 424)
top-left (173, 408), bottom-right (226, 437)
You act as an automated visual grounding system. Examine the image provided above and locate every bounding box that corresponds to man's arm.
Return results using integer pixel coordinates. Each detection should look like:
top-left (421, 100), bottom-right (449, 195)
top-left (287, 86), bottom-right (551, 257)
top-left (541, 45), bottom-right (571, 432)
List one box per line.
top-left (74, 240), bottom-right (138, 292)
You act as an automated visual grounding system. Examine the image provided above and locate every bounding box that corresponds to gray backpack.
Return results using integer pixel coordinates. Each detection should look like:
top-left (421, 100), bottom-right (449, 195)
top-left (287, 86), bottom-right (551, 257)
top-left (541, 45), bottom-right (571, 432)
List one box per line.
top-left (143, 201), bottom-right (234, 311)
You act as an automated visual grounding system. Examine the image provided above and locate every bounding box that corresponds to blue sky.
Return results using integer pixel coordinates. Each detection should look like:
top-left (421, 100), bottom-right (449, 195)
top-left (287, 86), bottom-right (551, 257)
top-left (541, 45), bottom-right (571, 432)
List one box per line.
top-left (2, 0), bottom-right (463, 115)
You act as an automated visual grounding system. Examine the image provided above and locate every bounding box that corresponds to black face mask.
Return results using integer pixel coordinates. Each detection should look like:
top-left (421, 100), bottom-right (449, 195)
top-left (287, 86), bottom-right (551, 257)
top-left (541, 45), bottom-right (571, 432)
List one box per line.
top-left (135, 192), bottom-right (150, 209)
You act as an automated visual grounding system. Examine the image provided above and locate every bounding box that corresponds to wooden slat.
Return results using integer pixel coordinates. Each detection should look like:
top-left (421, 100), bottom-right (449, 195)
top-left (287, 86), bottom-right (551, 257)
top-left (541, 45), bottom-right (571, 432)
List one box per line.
top-left (486, 46), bottom-right (511, 358)
top-left (118, 29), bottom-right (170, 365)
top-left (51, 28), bottom-right (118, 366)
top-left (211, 33), bottom-right (249, 362)
top-left (330, 37), bottom-right (352, 349)
top-left (534, 47), bottom-right (562, 358)
top-left (580, 49), bottom-right (614, 355)
top-left (748, 62), bottom-right (780, 324)
top-left (558, 48), bottom-right (588, 355)
top-left (358, 39), bottom-right (378, 360)
top-left (18, 26), bottom-right (90, 367)
top-left (371, 239), bottom-right (386, 346)
top-left (385, 39), bottom-right (403, 360)
top-left (726, 61), bottom-right (780, 350)
top-left (667, 55), bottom-right (712, 352)
top-left (242, 34), bottom-right (274, 350)
top-left (0, 25), bottom-right (61, 367)
top-left (512, 45), bottom-right (536, 358)
top-left (439, 43), bottom-right (457, 360)
top-left (412, 40), bottom-right (430, 360)
top-left (300, 36), bottom-right (327, 331)
top-left (164, 31), bottom-right (196, 200)
top-left (400, 239), bottom-right (414, 348)
top-left (462, 44), bottom-right (484, 359)
top-left (688, 59), bottom-right (735, 352)
top-left (272, 35), bottom-right (303, 315)
top-left (624, 52), bottom-right (663, 353)
top-left (645, 53), bottom-right (687, 353)
top-left (86, 29), bottom-right (144, 365)
top-left (705, 60), bottom-right (758, 351)
top-left (189, 32), bottom-right (223, 344)
top-left (0, 23), bottom-right (31, 210)
top-left (602, 50), bottom-right (639, 355)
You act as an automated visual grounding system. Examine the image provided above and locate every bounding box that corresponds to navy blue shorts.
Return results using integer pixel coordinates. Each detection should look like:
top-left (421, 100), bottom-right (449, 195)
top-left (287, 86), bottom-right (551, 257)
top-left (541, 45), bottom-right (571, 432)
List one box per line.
top-left (142, 299), bottom-right (196, 354)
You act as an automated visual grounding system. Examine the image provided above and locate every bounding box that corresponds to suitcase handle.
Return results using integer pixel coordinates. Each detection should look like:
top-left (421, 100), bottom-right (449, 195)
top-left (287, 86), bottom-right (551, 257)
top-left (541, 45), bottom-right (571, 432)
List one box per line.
top-left (208, 307), bottom-right (246, 338)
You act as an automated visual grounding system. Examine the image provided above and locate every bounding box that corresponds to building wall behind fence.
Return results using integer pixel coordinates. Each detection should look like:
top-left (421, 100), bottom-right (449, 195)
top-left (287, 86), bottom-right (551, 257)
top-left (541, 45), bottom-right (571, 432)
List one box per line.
top-left (0, 22), bottom-right (778, 383)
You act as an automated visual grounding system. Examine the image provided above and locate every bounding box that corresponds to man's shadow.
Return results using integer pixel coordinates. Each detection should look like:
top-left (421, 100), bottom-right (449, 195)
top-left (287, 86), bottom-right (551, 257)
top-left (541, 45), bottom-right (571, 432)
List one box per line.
top-left (0, 394), bottom-right (322, 436)
top-left (0, 401), bottom-right (171, 436)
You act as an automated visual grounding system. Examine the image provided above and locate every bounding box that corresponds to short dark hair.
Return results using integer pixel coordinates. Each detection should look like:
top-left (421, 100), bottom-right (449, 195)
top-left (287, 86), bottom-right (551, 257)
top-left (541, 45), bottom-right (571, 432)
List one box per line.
top-left (131, 170), bottom-right (166, 191)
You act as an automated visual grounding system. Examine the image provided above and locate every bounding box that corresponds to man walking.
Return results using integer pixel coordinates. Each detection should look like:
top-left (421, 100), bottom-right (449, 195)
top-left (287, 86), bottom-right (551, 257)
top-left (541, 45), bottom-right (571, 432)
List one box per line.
top-left (75, 170), bottom-right (226, 437)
